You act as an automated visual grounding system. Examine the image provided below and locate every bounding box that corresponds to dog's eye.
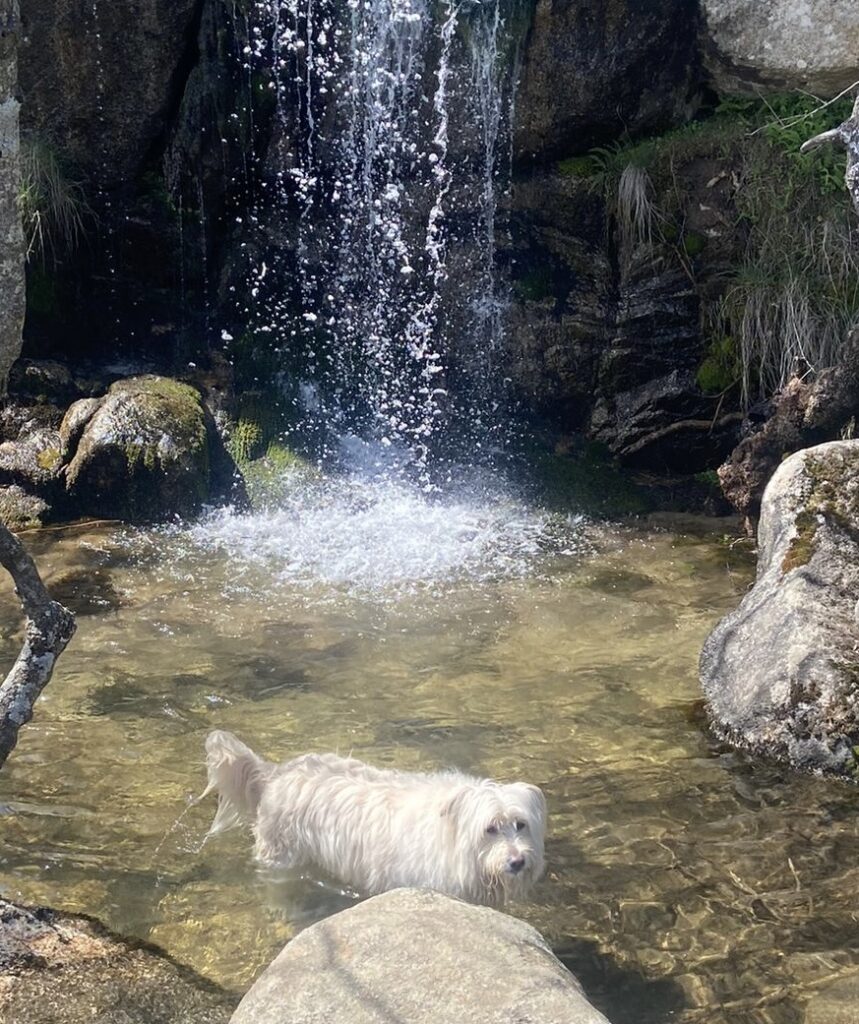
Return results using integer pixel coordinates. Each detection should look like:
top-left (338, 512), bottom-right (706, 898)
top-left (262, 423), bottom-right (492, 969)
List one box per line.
top-left (486, 824), bottom-right (499, 835)
top-left (515, 820), bottom-right (527, 832)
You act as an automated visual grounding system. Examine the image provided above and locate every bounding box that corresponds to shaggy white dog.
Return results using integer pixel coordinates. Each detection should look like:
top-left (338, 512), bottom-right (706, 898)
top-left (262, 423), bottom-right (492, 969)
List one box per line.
top-left (203, 730), bottom-right (547, 905)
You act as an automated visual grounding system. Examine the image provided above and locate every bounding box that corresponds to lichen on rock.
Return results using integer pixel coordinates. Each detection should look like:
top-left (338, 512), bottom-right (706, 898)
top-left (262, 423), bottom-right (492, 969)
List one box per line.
top-left (701, 440), bottom-right (859, 775)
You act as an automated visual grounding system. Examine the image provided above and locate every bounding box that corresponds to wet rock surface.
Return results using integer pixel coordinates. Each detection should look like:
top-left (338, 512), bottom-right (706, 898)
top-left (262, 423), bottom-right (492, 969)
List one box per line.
top-left (0, 2), bottom-right (24, 394)
top-left (0, 898), bottom-right (235, 1024)
top-left (231, 888), bottom-right (612, 1024)
top-left (514, 0), bottom-right (700, 160)
top-left (18, 0), bottom-right (201, 187)
top-left (701, 440), bottom-right (859, 774)
top-left (504, 171), bottom-right (741, 471)
top-left (62, 375), bottom-right (221, 522)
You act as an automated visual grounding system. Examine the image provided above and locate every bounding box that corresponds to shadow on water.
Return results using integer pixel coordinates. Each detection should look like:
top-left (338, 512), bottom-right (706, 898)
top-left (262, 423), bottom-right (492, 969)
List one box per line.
top-left (557, 937), bottom-right (687, 1024)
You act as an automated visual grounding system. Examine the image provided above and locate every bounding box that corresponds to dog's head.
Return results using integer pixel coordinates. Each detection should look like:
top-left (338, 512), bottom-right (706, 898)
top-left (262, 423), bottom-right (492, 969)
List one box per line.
top-left (443, 780), bottom-right (547, 904)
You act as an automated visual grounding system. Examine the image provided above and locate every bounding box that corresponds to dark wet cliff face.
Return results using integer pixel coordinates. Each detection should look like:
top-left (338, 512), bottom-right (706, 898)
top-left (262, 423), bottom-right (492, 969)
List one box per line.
top-left (514, 0), bottom-right (702, 161)
top-left (18, 0), bottom-right (202, 188)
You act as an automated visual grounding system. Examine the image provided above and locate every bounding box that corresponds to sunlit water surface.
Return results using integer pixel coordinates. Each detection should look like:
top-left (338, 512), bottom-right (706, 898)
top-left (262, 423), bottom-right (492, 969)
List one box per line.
top-left (0, 472), bottom-right (857, 1024)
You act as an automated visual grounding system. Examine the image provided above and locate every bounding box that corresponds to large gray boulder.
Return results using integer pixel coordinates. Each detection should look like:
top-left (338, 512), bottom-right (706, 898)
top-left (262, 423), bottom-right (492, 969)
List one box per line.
top-left (701, 0), bottom-right (859, 97)
top-left (0, 1), bottom-right (24, 395)
top-left (230, 889), bottom-right (612, 1024)
top-left (701, 440), bottom-right (859, 774)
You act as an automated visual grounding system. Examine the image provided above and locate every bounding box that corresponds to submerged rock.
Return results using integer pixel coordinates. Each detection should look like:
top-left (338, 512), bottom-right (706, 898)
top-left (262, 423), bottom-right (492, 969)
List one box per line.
top-left (804, 970), bottom-right (859, 1024)
top-left (701, 0), bottom-right (859, 97)
top-left (0, 898), bottom-right (234, 1024)
top-left (701, 441), bottom-right (859, 774)
top-left (62, 374), bottom-right (237, 522)
top-left (230, 888), bottom-right (611, 1024)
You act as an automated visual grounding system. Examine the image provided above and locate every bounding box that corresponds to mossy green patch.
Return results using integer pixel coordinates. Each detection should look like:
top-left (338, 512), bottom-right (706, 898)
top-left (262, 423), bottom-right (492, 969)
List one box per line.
top-left (781, 450), bottom-right (859, 574)
top-left (681, 231), bottom-right (706, 257)
top-left (226, 391), bottom-right (292, 466)
top-left (35, 447), bottom-right (61, 471)
top-left (696, 335), bottom-right (740, 395)
top-left (240, 441), bottom-right (316, 511)
top-left (557, 155), bottom-right (596, 177)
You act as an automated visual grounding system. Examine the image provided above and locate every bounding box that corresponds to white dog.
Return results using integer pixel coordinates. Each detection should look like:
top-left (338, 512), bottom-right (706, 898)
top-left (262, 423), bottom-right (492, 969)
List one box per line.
top-left (203, 730), bottom-right (547, 905)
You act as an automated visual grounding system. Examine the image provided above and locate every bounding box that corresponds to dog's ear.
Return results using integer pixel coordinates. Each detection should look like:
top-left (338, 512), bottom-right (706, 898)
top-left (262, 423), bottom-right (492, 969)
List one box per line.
top-left (514, 783), bottom-right (547, 829)
top-left (440, 787), bottom-right (469, 826)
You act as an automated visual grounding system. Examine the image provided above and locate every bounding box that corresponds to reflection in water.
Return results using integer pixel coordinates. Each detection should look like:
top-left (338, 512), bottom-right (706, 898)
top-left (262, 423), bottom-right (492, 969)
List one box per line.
top-left (0, 484), bottom-right (857, 1024)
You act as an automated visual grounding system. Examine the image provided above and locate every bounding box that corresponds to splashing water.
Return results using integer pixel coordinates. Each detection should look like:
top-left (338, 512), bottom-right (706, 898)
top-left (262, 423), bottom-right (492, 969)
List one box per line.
top-left (178, 454), bottom-right (589, 602)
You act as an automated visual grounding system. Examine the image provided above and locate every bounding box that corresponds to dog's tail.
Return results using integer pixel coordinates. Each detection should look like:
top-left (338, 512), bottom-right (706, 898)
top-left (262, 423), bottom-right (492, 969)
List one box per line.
top-left (203, 730), bottom-right (271, 835)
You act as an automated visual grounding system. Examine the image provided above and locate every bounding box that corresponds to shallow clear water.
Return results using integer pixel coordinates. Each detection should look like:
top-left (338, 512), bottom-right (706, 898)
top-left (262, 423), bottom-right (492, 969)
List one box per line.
top-left (0, 474), bottom-right (857, 1024)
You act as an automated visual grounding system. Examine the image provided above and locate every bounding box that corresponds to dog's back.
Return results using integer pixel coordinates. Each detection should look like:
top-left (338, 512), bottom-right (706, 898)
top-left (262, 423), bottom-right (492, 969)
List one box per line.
top-left (204, 730), bottom-right (272, 835)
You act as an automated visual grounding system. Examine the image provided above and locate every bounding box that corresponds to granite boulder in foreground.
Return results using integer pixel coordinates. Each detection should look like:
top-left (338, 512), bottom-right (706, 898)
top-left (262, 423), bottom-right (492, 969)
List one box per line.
top-left (701, 440), bottom-right (859, 774)
top-left (230, 888), bottom-right (611, 1024)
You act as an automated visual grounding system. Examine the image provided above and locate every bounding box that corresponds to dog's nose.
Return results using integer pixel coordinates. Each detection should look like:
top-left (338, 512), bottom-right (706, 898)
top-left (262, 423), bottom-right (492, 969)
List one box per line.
top-left (508, 855), bottom-right (526, 874)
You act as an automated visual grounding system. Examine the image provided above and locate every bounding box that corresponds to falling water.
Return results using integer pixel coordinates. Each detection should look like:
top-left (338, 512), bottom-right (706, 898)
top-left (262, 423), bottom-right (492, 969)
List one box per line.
top-left (192, 0), bottom-right (577, 596)
top-left (243, 0), bottom-right (524, 480)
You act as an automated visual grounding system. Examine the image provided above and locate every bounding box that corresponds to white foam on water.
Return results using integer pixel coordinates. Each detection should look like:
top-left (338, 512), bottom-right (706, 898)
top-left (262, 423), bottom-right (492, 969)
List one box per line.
top-left (179, 464), bottom-right (587, 601)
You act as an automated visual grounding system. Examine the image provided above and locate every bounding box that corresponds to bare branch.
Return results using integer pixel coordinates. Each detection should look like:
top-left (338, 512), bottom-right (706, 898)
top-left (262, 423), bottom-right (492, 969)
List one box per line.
top-left (800, 127), bottom-right (843, 154)
top-left (748, 81), bottom-right (859, 138)
top-left (0, 523), bottom-right (75, 771)
top-left (800, 91), bottom-right (859, 216)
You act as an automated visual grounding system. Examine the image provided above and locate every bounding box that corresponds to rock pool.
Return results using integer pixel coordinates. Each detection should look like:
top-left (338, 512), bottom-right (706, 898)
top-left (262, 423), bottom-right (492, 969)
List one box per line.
top-left (0, 472), bottom-right (857, 1024)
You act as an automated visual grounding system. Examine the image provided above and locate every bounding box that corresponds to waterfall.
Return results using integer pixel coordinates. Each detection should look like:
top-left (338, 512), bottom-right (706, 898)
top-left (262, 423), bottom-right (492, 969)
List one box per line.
top-left (186, 1), bottom-right (588, 598)
top-left (243, 0), bottom-right (524, 482)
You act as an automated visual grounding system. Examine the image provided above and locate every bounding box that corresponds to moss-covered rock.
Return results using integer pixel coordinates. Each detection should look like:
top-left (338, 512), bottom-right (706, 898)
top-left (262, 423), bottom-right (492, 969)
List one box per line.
top-left (62, 375), bottom-right (218, 522)
top-left (238, 442), bottom-right (317, 511)
top-left (701, 440), bottom-right (859, 776)
top-left (0, 426), bottom-right (64, 488)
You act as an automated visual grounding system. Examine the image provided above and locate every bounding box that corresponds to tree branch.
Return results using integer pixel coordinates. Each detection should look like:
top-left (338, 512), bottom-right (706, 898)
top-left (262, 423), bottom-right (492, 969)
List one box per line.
top-left (801, 93), bottom-right (859, 215)
top-left (0, 523), bottom-right (75, 771)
